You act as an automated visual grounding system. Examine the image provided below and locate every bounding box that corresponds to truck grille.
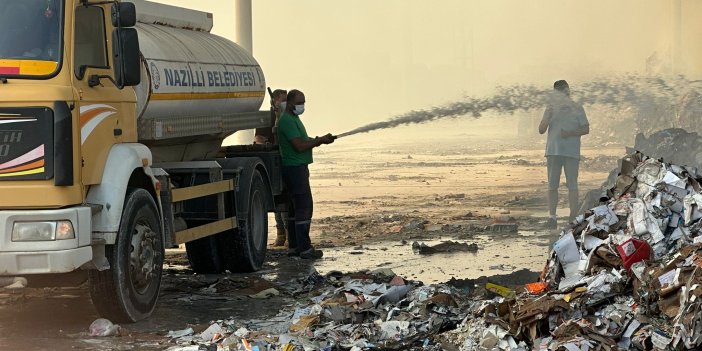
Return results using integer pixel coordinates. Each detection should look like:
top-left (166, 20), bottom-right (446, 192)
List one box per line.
top-left (0, 107), bottom-right (54, 181)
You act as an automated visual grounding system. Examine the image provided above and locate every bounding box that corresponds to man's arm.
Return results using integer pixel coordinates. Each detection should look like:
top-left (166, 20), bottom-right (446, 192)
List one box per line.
top-left (290, 137), bottom-right (322, 153)
top-left (561, 125), bottom-right (589, 138)
top-left (561, 105), bottom-right (589, 138)
top-left (290, 134), bottom-right (335, 153)
top-left (539, 107), bottom-right (552, 134)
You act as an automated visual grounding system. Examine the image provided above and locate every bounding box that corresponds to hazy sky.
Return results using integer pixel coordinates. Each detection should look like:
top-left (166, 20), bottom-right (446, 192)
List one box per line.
top-left (153, 0), bottom-right (701, 135)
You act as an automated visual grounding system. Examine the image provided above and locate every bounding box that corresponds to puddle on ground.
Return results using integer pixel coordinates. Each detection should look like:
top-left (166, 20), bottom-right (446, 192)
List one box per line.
top-left (313, 231), bottom-right (552, 283)
top-left (0, 231), bottom-right (556, 350)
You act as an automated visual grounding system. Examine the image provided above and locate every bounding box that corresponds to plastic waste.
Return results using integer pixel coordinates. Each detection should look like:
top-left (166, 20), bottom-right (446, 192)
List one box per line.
top-left (248, 288), bottom-right (280, 299)
top-left (375, 284), bottom-right (412, 306)
top-left (89, 318), bottom-right (121, 337)
top-left (0, 277), bottom-right (27, 289)
top-left (485, 282), bottom-right (515, 298)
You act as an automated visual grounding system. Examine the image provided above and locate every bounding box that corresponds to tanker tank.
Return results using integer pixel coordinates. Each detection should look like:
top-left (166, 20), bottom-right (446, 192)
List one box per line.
top-left (130, 0), bottom-right (268, 162)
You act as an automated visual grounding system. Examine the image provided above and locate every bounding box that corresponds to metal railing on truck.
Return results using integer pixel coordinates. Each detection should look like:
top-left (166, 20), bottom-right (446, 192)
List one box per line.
top-left (154, 161), bottom-right (239, 247)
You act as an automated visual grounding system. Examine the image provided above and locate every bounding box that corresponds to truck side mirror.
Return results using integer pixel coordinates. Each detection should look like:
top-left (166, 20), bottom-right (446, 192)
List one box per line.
top-left (112, 2), bottom-right (137, 28)
top-left (113, 28), bottom-right (141, 87)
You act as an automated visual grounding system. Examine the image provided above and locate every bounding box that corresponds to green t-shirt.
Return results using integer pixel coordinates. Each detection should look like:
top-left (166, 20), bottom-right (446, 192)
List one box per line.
top-left (277, 112), bottom-right (313, 166)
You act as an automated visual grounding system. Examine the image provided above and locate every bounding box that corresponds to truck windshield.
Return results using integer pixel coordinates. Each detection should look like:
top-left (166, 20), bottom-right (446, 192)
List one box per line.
top-left (0, 0), bottom-right (62, 77)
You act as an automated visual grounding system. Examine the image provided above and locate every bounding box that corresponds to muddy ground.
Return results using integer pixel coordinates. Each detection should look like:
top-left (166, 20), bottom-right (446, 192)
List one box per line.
top-left (0, 125), bottom-right (623, 350)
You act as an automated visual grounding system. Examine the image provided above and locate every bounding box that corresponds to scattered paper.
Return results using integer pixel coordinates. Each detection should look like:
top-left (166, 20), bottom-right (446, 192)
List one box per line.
top-left (623, 319), bottom-right (641, 338)
top-left (662, 171), bottom-right (685, 188)
top-left (658, 270), bottom-right (676, 288)
top-left (379, 321), bottom-right (410, 340)
top-left (553, 232), bottom-right (580, 264)
top-left (199, 323), bottom-right (223, 341)
top-left (651, 330), bottom-right (672, 349)
top-left (583, 235), bottom-right (604, 251)
top-left (167, 328), bottom-right (194, 338)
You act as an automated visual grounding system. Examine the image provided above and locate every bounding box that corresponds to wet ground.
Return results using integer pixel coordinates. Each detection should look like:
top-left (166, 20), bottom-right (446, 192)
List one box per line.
top-left (314, 232), bottom-right (552, 284)
top-left (0, 129), bottom-right (622, 350)
top-left (0, 240), bottom-right (548, 350)
top-left (0, 251), bottom-right (315, 350)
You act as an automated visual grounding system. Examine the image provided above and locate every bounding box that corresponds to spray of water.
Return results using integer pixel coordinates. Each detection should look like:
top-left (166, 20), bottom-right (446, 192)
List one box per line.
top-left (335, 75), bottom-right (701, 138)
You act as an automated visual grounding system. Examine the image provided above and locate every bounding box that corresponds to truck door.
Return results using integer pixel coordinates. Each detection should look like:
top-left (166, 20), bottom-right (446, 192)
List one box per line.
top-left (72, 4), bottom-right (136, 186)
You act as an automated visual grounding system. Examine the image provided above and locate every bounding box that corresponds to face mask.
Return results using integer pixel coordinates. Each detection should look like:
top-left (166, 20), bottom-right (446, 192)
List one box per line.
top-left (279, 102), bottom-right (287, 113)
top-left (293, 104), bottom-right (305, 115)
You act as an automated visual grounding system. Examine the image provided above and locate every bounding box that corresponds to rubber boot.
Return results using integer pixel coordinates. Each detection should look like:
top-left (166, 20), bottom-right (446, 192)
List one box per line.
top-left (293, 221), bottom-right (313, 253)
top-left (274, 227), bottom-right (287, 247)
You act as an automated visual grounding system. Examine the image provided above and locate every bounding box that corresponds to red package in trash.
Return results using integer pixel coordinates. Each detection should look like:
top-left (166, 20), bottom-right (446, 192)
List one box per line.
top-left (616, 239), bottom-right (651, 270)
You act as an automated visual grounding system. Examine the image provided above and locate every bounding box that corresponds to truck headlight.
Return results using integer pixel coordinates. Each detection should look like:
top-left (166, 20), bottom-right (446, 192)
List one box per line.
top-left (12, 221), bottom-right (75, 241)
top-left (55, 221), bottom-right (75, 240)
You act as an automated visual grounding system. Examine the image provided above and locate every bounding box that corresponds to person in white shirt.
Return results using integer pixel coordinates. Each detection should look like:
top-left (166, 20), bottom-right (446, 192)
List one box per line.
top-left (539, 80), bottom-right (590, 229)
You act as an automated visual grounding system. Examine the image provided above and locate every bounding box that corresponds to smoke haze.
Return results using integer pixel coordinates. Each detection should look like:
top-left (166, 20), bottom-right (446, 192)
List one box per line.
top-left (336, 75), bottom-right (701, 138)
top-left (154, 0), bottom-right (702, 136)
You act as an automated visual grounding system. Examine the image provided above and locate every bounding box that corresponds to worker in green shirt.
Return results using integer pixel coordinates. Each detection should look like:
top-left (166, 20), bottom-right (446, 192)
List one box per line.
top-left (277, 89), bottom-right (335, 259)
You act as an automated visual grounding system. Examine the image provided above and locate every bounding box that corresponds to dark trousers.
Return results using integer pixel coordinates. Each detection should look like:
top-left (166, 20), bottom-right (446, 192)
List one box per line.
top-left (282, 165), bottom-right (314, 252)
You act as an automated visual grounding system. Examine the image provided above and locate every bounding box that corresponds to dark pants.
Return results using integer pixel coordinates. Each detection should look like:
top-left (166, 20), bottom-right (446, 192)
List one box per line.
top-left (282, 165), bottom-right (314, 252)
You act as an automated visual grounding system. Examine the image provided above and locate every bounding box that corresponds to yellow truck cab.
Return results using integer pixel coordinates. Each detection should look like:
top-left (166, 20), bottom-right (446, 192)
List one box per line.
top-left (0, 0), bottom-right (282, 322)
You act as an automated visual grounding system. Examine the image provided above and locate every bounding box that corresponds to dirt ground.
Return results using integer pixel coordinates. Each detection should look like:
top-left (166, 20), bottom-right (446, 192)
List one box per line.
top-left (0, 124), bottom-right (624, 350)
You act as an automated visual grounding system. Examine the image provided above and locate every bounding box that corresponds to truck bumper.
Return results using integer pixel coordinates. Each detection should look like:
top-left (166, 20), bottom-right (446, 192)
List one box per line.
top-left (0, 207), bottom-right (93, 275)
top-left (0, 247), bottom-right (93, 275)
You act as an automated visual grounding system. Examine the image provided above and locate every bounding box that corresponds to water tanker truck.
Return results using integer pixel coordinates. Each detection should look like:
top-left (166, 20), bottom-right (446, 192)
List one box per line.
top-left (0, 0), bottom-right (281, 322)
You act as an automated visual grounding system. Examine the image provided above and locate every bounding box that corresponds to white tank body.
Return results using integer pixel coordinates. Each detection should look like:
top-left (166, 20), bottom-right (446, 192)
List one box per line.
top-left (129, 0), bottom-right (269, 161)
top-left (135, 23), bottom-right (266, 122)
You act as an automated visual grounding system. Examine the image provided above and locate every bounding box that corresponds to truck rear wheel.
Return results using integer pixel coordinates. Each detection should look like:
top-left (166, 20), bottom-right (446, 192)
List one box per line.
top-left (185, 233), bottom-right (223, 274)
top-left (219, 169), bottom-right (269, 272)
top-left (89, 188), bottom-right (164, 323)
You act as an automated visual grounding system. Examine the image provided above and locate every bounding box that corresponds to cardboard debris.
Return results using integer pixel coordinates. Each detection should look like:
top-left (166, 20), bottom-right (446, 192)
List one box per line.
top-left (165, 152), bottom-right (702, 350)
top-left (166, 268), bottom-right (469, 350)
top-left (446, 151), bottom-right (702, 350)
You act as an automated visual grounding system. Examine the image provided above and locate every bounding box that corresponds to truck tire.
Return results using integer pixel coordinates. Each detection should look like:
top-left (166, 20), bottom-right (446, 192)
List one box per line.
top-left (185, 234), bottom-right (223, 274)
top-left (89, 188), bottom-right (164, 323)
top-left (219, 169), bottom-right (269, 272)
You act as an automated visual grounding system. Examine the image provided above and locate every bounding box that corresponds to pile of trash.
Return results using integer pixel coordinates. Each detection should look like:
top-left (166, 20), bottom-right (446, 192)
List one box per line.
top-left (166, 269), bottom-right (472, 351)
top-left (164, 150), bottom-right (702, 350)
top-left (580, 128), bottom-right (702, 213)
top-left (448, 151), bottom-right (702, 350)
top-left (630, 129), bottom-right (702, 168)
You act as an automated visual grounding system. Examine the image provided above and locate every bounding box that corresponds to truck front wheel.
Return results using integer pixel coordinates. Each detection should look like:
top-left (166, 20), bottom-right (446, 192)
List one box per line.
top-left (89, 188), bottom-right (164, 323)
